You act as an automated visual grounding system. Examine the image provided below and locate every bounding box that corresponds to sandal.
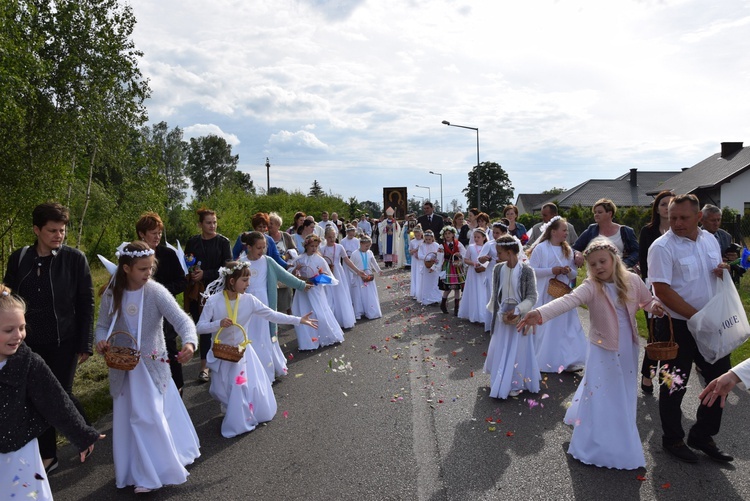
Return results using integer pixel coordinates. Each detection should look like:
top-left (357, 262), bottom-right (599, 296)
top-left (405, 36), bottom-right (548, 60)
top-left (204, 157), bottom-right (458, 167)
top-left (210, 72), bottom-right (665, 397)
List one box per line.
top-left (198, 370), bottom-right (209, 383)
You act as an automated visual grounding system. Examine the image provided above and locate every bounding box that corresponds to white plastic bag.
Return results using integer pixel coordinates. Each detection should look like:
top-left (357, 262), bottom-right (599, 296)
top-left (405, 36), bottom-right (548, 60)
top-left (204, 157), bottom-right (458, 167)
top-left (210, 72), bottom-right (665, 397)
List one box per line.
top-left (687, 269), bottom-right (750, 363)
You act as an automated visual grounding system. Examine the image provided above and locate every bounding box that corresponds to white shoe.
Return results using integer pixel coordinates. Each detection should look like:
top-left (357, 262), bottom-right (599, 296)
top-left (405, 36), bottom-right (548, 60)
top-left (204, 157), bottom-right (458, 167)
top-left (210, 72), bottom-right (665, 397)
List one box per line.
top-left (134, 487), bottom-right (152, 494)
top-left (565, 365), bottom-right (584, 373)
top-left (508, 389), bottom-right (522, 397)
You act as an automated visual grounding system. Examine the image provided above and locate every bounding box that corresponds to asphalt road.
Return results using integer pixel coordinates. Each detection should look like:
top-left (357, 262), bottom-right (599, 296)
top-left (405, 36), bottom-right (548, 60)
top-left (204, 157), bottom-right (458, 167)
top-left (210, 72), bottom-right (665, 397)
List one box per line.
top-left (51, 268), bottom-right (750, 500)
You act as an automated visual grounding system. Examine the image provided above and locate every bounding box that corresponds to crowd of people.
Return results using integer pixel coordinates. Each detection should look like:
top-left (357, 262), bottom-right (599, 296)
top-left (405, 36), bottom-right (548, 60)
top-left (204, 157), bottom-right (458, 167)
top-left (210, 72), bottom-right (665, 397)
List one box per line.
top-left (0, 194), bottom-right (747, 498)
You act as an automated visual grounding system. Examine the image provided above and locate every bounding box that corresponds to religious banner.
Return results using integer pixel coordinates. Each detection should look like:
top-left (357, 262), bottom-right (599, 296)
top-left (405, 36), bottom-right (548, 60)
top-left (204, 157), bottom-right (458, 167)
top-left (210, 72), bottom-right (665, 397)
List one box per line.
top-left (383, 187), bottom-right (407, 221)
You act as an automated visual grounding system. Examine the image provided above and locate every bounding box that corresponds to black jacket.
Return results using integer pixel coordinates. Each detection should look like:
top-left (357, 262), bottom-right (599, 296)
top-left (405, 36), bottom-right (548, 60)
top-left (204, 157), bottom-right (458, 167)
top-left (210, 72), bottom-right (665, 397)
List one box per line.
top-left (0, 343), bottom-right (99, 453)
top-left (4, 244), bottom-right (94, 354)
top-left (154, 245), bottom-right (187, 296)
top-left (417, 214), bottom-right (445, 243)
top-left (184, 233), bottom-right (232, 286)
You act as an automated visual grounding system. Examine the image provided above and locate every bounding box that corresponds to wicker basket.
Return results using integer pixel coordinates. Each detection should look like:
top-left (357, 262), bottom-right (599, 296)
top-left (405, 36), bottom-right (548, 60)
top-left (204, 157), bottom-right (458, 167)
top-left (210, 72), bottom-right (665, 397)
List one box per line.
top-left (474, 262), bottom-right (488, 273)
top-left (424, 252), bottom-right (437, 269)
top-left (646, 312), bottom-right (678, 361)
top-left (213, 324), bottom-right (250, 363)
top-left (547, 276), bottom-right (572, 299)
top-left (104, 331), bottom-right (140, 371)
top-left (362, 273), bottom-right (375, 283)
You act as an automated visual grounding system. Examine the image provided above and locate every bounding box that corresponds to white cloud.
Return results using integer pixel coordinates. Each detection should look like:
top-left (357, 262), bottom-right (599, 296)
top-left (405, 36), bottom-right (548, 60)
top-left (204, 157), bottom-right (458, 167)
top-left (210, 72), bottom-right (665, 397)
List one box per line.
top-left (183, 124), bottom-right (241, 146)
top-left (130, 0), bottom-right (750, 204)
top-left (267, 130), bottom-right (331, 153)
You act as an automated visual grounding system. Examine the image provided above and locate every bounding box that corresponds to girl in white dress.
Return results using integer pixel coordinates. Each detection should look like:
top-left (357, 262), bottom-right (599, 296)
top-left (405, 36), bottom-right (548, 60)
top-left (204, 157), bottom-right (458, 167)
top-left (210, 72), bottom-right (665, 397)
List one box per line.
top-left (478, 222), bottom-right (509, 331)
top-left (417, 230), bottom-right (442, 306)
top-left (483, 236), bottom-right (540, 399)
top-left (458, 229), bottom-right (490, 324)
top-left (239, 231), bottom-right (310, 381)
top-left (527, 216), bottom-right (587, 372)
top-left (409, 225), bottom-right (424, 299)
top-left (291, 235), bottom-right (346, 350)
top-left (518, 239), bottom-right (664, 470)
top-left (95, 241), bottom-right (200, 494)
top-left (341, 224), bottom-right (361, 299)
top-left (349, 236), bottom-right (384, 320)
top-left (0, 284), bottom-right (102, 501)
top-left (196, 261), bottom-right (317, 438)
top-left (321, 226), bottom-right (361, 328)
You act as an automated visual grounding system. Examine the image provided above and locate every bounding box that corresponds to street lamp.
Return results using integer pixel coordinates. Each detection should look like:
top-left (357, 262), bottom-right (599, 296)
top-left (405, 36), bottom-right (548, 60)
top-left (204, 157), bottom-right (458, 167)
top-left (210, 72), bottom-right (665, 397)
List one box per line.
top-left (415, 184), bottom-right (431, 204)
top-left (428, 170), bottom-right (443, 211)
top-left (265, 157), bottom-right (271, 193)
top-left (442, 120), bottom-right (480, 210)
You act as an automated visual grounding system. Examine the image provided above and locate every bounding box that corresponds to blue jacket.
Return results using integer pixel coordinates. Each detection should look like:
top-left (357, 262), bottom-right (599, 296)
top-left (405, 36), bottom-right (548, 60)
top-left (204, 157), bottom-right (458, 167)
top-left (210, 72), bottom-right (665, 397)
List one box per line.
top-left (572, 224), bottom-right (639, 268)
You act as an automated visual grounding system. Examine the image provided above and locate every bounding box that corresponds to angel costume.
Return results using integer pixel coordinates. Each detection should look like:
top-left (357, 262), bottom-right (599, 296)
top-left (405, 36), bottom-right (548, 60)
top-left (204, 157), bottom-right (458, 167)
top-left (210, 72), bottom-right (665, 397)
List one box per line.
top-left (321, 242), bottom-right (357, 328)
top-left (417, 241), bottom-right (443, 305)
top-left (528, 241), bottom-right (586, 372)
top-left (291, 253), bottom-right (345, 350)
top-left (341, 234), bottom-right (361, 298)
top-left (349, 248), bottom-right (383, 319)
top-left (197, 292), bottom-right (301, 438)
top-left (95, 282), bottom-right (200, 491)
top-left (457, 243), bottom-right (489, 325)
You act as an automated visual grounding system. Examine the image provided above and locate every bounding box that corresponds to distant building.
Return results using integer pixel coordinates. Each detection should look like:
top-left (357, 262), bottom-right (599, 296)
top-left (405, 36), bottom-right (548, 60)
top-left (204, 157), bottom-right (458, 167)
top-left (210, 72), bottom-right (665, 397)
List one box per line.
top-left (516, 168), bottom-right (679, 214)
top-left (647, 142), bottom-right (750, 213)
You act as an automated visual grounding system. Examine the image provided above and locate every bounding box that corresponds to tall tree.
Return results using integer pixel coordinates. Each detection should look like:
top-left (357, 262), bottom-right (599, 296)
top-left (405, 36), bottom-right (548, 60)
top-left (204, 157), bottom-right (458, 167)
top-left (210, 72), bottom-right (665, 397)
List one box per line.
top-left (360, 200), bottom-right (381, 217)
top-left (463, 161), bottom-right (514, 216)
top-left (308, 180), bottom-right (324, 197)
top-left (141, 122), bottom-right (189, 212)
top-left (229, 170), bottom-right (256, 194)
top-left (449, 199), bottom-right (462, 213)
top-left (187, 135), bottom-right (240, 199)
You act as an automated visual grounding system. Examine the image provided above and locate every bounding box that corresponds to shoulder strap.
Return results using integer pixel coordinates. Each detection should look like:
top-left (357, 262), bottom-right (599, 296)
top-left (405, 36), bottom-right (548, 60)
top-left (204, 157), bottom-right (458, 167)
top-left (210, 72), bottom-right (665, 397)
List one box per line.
top-left (18, 245), bottom-right (29, 264)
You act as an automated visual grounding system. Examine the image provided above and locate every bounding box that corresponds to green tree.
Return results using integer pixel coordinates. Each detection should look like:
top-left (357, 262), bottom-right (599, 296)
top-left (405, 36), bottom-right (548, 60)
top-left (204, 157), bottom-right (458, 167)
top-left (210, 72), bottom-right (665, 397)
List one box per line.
top-left (308, 180), bottom-right (324, 197)
top-left (542, 187), bottom-right (566, 195)
top-left (360, 200), bottom-right (381, 218)
top-left (140, 122), bottom-right (189, 212)
top-left (229, 170), bottom-right (255, 195)
top-left (187, 135), bottom-right (240, 199)
top-left (347, 197), bottom-right (360, 220)
top-left (407, 197), bottom-right (421, 215)
top-left (463, 161), bottom-right (514, 216)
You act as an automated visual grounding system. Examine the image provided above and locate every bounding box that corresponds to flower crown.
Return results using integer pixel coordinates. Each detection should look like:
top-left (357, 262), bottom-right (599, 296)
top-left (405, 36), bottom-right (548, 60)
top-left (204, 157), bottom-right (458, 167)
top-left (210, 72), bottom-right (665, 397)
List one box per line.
top-left (495, 239), bottom-right (518, 247)
top-left (492, 221), bottom-right (508, 230)
top-left (218, 261), bottom-right (251, 277)
top-left (440, 225), bottom-right (457, 238)
top-left (583, 238), bottom-right (618, 258)
top-left (539, 215), bottom-right (562, 236)
top-left (115, 242), bottom-right (155, 259)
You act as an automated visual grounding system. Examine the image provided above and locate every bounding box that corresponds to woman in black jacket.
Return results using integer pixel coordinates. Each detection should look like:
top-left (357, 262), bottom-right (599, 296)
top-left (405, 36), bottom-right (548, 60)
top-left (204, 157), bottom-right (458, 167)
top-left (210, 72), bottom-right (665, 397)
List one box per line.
top-left (3, 202), bottom-right (94, 472)
top-left (137, 212), bottom-right (188, 394)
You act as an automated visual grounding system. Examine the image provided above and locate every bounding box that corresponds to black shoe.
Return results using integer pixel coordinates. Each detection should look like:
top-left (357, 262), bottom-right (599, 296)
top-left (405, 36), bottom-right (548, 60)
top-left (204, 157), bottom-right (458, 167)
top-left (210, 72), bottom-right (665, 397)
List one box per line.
top-left (440, 298), bottom-right (448, 314)
top-left (45, 458), bottom-right (59, 475)
top-left (641, 378), bottom-right (654, 395)
top-left (662, 441), bottom-right (698, 463)
top-left (687, 436), bottom-right (734, 462)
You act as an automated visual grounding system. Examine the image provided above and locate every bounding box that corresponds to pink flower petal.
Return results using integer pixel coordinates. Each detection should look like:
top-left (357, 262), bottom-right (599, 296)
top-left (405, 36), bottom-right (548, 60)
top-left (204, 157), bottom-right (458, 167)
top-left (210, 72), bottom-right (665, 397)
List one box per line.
top-left (235, 375), bottom-right (247, 385)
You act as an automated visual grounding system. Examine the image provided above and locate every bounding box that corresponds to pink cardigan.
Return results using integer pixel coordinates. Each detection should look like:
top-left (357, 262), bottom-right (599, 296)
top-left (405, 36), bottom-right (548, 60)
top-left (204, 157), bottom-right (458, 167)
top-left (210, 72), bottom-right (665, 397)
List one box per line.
top-left (535, 273), bottom-right (659, 351)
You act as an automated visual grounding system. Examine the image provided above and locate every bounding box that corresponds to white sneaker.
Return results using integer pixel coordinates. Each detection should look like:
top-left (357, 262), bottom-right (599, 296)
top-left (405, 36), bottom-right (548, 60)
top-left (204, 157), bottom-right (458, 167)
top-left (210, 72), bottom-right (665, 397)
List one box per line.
top-left (134, 487), bottom-right (152, 494)
top-left (508, 389), bottom-right (522, 397)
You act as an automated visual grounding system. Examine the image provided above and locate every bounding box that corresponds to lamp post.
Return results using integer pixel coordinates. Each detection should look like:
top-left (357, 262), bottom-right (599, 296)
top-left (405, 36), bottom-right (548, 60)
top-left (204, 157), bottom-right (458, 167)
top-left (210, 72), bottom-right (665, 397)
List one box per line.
top-left (428, 170), bottom-right (443, 211)
top-left (265, 157), bottom-right (271, 193)
top-left (442, 120), bottom-right (480, 210)
top-left (415, 185), bottom-right (431, 205)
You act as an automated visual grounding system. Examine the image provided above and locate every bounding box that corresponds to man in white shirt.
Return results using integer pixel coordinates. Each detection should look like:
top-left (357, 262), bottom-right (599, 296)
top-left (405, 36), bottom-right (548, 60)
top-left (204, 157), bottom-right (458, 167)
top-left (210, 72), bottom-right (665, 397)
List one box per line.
top-left (648, 194), bottom-right (732, 463)
top-left (357, 214), bottom-right (372, 237)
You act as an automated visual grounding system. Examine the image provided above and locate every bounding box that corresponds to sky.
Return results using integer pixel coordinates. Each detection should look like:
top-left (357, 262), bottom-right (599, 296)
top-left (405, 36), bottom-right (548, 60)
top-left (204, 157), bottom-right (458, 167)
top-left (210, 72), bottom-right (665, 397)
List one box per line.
top-left (127, 0), bottom-right (750, 211)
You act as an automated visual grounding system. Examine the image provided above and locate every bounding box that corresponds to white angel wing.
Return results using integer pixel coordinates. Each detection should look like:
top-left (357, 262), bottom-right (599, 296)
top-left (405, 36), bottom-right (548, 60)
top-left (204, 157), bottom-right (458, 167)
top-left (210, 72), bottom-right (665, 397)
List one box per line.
top-left (167, 240), bottom-right (188, 275)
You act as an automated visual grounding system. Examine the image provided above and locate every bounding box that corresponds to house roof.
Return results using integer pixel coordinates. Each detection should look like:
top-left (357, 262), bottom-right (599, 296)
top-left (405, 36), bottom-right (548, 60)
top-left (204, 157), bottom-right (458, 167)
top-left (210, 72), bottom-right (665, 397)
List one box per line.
top-left (527, 170), bottom-right (679, 212)
top-left (646, 143), bottom-right (750, 196)
top-left (515, 193), bottom-right (553, 214)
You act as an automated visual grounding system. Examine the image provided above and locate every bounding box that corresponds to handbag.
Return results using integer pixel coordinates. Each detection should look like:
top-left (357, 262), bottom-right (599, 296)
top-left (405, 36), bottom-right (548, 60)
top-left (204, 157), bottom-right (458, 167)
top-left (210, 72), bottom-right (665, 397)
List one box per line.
top-left (686, 269), bottom-right (750, 364)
